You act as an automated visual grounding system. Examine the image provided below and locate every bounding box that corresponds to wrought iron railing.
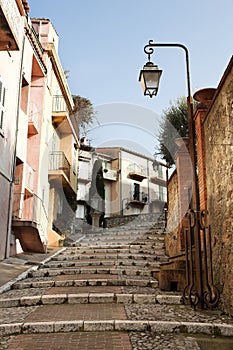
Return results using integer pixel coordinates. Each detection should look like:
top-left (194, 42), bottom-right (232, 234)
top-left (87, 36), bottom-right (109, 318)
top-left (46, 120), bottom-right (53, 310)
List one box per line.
top-left (49, 151), bottom-right (71, 180)
top-left (12, 192), bottom-right (48, 243)
top-left (52, 95), bottom-right (68, 112)
top-left (129, 190), bottom-right (148, 203)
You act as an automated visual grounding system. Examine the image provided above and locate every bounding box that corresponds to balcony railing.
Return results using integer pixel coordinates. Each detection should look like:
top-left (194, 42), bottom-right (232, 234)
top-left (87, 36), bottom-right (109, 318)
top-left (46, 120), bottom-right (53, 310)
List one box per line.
top-left (52, 95), bottom-right (68, 113)
top-left (49, 151), bottom-right (71, 180)
top-left (12, 192), bottom-right (48, 242)
top-left (128, 163), bottom-right (147, 181)
top-left (128, 163), bottom-right (147, 176)
top-left (129, 190), bottom-right (148, 204)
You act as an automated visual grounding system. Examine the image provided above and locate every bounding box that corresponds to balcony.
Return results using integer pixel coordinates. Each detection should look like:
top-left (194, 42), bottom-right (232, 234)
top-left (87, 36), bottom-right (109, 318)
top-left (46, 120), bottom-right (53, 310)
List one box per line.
top-left (129, 190), bottom-right (148, 206)
top-left (0, 0), bottom-right (22, 51)
top-left (103, 168), bottom-right (118, 181)
top-left (150, 176), bottom-right (167, 187)
top-left (127, 163), bottom-right (147, 182)
top-left (12, 192), bottom-right (48, 253)
top-left (49, 151), bottom-right (75, 192)
top-left (52, 95), bottom-right (71, 135)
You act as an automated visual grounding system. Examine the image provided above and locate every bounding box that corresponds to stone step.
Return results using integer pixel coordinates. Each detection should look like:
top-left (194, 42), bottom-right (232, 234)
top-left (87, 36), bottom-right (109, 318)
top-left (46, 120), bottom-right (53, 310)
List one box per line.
top-left (44, 259), bottom-right (166, 268)
top-left (0, 293), bottom-right (183, 308)
top-left (52, 253), bottom-right (168, 262)
top-left (12, 277), bottom-right (157, 289)
top-left (29, 267), bottom-right (154, 278)
top-left (0, 320), bottom-right (232, 337)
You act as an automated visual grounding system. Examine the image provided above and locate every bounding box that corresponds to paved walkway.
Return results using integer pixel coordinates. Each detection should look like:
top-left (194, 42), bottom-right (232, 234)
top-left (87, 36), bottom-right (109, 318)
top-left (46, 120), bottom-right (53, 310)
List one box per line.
top-left (0, 219), bottom-right (233, 349)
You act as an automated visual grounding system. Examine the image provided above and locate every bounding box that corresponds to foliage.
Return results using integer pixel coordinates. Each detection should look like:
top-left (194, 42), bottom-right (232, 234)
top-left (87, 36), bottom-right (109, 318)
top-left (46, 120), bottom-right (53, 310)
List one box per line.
top-left (72, 95), bottom-right (95, 135)
top-left (158, 97), bottom-right (189, 166)
top-left (85, 159), bottom-right (105, 226)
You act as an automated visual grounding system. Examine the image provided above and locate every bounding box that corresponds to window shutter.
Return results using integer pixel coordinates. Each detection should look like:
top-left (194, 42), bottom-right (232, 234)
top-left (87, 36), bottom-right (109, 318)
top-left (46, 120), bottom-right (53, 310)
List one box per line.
top-left (0, 80), bottom-right (6, 130)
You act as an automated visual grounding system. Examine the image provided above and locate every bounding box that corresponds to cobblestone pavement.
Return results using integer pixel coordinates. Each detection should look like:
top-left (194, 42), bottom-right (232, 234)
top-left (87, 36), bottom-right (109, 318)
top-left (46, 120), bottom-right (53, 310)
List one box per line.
top-left (0, 218), bottom-right (233, 349)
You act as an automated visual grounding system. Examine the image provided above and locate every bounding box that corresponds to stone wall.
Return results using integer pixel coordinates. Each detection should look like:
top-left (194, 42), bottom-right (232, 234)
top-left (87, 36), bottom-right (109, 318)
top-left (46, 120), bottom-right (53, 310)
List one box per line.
top-left (203, 58), bottom-right (233, 315)
top-left (104, 212), bottom-right (161, 228)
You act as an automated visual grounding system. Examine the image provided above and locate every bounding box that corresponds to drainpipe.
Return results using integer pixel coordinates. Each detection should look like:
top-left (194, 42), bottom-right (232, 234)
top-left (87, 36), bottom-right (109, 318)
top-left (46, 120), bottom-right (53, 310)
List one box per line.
top-left (5, 26), bottom-right (26, 258)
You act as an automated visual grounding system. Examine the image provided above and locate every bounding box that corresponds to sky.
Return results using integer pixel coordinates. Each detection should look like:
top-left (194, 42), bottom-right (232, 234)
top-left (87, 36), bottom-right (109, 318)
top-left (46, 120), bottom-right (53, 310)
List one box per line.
top-left (29, 0), bottom-right (233, 158)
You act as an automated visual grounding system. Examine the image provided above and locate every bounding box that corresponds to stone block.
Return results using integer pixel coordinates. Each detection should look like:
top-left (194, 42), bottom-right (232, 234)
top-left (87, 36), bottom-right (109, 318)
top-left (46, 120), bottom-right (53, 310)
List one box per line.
top-left (115, 320), bottom-right (148, 331)
top-left (68, 294), bottom-right (89, 304)
top-left (0, 323), bottom-right (22, 336)
top-left (23, 322), bottom-right (54, 334)
top-left (84, 320), bottom-right (114, 331)
top-left (74, 280), bottom-right (87, 287)
top-left (41, 294), bottom-right (67, 305)
top-left (156, 294), bottom-right (183, 304)
top-left (134, 294), bottom-right (156, 304)
top-left (55, 280), bottom-right (74, 287)
top-left (149, 321), bottom-right (180, 333)
top-left (54, 321), bottom-right (83, 332)
top-left (20, 296), bottom-right (41, 306)
top-left (180, 321), bottom-right (213, 335)
top-left (0, 298), bottom-right (19, 307)
top-left (116, 294), bottom-right (133, 304)
top-left (89, 293), bottom-right (114, 303)
top-left (214, 323), bottom-right (233, 336)
top-left (32, 281), bottom-right (54, 288)
top-left (13, 282), bottom-right (31, 289)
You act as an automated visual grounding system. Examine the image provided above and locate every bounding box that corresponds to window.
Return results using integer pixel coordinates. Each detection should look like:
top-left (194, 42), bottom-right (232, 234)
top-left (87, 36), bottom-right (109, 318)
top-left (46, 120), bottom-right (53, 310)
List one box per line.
top-left (159, 186), bottom-right (164, 201)
top-left (0, 79), bottom-right (6, 134)
top-left (133, 183), bottom-right (140, 201)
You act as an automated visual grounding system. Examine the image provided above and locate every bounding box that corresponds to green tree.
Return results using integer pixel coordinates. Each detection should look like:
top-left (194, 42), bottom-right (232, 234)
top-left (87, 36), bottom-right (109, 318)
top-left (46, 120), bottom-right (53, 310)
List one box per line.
top-left (72, 95), bottom-right (95, 135)
top-left (86, 159), bottom-right (105, 227)
top-left (158, 97), bottom-right (189, 166)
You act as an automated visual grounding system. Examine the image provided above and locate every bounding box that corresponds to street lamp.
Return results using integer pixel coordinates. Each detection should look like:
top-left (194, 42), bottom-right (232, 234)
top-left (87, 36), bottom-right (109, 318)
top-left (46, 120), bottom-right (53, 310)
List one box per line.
top-left (139, 62), bottom-right (162, 97)
top-left (139, 39), bottom-right (219, 309)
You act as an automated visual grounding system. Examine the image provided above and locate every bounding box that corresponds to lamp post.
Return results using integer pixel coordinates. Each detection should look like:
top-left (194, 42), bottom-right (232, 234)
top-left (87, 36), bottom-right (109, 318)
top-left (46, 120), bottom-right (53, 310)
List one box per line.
top-left (139, 40), bottom-right (219, 309)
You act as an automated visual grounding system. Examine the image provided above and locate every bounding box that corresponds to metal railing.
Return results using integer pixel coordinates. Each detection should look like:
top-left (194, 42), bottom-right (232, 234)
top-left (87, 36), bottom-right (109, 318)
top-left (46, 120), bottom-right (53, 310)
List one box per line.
top-left (127, 163), bottom-right (147, 176)
top-left (129, 190), bottom-right (148, 203)
top-left (52, 95), bottom-right (68, 112)
top-left (12, 192), bottom-right (48, 243)
top-left (49, 151), bottom-right (71, 180)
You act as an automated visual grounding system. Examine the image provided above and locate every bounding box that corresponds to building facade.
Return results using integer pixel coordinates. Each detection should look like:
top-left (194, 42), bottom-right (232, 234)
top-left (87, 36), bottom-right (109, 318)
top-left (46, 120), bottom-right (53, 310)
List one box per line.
top-left (76, 146), bottom-right (167, 225)
top-left (0, 0), bottom-right (30, 259)
top-left (0, 1), bottom-right (79, 258)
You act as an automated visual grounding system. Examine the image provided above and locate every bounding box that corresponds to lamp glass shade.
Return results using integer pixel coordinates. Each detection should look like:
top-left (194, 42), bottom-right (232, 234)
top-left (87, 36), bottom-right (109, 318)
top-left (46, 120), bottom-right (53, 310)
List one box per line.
top-left (139, 62), bottom-right (162, 98)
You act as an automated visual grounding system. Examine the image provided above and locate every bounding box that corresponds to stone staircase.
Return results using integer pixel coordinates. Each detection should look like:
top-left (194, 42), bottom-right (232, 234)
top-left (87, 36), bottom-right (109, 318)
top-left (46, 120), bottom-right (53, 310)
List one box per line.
top-left (0, 215), bottom-right (233, 349)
